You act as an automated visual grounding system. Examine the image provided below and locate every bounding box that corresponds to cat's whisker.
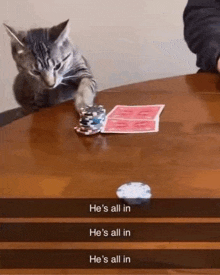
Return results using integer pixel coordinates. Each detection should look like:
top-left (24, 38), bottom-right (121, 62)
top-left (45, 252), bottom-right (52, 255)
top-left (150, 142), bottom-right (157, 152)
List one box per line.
top-left (63, 68), bottom-right (75, 75)
top-left (60, 82), bottom-right (68, 86)
top-left (63, 76), bottom-right (78, 79)
top-left (63, 72), bottom-right (93, 80)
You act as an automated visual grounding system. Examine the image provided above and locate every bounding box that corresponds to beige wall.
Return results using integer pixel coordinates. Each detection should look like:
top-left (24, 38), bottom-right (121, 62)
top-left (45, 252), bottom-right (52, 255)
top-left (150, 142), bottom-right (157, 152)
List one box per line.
top-left (0, 0), bottom-right (196, 112)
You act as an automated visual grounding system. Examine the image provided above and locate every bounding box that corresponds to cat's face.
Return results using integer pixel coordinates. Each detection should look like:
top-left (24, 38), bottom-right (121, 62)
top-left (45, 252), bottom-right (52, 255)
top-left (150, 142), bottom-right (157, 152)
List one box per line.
top-left (4, 20), bottom-right (73, 89)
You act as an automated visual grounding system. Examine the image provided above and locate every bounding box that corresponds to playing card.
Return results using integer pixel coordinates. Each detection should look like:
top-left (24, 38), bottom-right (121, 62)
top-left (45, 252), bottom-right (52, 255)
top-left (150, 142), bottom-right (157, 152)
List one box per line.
top-left (101, 118), bottom-right (159, 133)
top-left (107, 105), bottom-right (165, 120)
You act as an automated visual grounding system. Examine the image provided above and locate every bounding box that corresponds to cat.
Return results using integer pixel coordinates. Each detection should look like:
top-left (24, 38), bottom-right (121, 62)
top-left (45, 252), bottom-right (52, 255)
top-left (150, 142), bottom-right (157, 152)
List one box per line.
top-left (4, 20), bottom-right (97, 114)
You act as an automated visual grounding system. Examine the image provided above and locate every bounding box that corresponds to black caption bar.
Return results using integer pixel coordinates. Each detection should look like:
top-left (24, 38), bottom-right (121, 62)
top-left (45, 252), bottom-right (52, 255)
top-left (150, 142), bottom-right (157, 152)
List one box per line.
top-left (1, 223), bottom-right (220, 242)
top-left (1, 199), bottom-right (220, 217)
top-left (0, 249), bottom-right (220, 269)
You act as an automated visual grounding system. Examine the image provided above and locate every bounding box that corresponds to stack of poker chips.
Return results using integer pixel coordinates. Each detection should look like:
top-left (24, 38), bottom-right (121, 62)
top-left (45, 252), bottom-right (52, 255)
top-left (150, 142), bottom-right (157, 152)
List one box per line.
top-left (74, 105), bottom-right (106, 135)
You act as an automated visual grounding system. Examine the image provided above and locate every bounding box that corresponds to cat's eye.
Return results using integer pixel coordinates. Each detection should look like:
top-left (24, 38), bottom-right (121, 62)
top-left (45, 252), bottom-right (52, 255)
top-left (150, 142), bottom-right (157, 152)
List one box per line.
top-left (54, 63), bottom-right (61, 71)
top-left (32, 70), bottom-right (41, 76)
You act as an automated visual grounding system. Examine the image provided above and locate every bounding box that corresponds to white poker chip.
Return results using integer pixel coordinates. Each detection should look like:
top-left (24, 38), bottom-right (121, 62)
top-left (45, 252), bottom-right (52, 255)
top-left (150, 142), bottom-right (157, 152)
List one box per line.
top-left (116, 182), bottom-right (151, 205)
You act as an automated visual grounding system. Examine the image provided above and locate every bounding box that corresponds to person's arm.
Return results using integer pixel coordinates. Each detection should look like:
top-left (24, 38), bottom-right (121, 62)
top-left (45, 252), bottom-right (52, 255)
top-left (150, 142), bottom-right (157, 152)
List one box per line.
top-left (183, 0), bottom-right (220, 72)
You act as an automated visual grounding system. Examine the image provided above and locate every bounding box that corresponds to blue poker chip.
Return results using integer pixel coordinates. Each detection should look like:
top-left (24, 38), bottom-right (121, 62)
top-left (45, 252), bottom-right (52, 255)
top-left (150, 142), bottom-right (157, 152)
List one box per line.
top-left (80, 117), bottom-right (105, 126)
top-left (116, 182), bottom-right (151, 205)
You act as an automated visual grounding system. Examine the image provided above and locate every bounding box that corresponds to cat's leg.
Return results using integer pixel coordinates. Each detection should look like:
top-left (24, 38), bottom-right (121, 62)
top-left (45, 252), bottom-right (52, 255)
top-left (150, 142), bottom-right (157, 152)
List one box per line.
top-left (34, 91), bottom-right (51, 108)
top-left (13, 73), bottom-right (46, 113)
top-left (13, 74), bottom-right (38, 114)
top-left (74, 77), bottom-right (97, 112)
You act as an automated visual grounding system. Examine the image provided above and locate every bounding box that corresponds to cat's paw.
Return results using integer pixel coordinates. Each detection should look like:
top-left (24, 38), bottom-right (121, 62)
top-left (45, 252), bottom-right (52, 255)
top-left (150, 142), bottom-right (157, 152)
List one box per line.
top-left (35, 93), bottom-right (51, 108)
top-left (36, 101), bottom-right (51, 108)
top-left (21, 102), bottom-right (40, 114)
top-left (74, 95), bottom-right (88, 112)
top-left (15, 108), bottom-right (27, 118)
top-left (74, 92), bottom-right (94, 113)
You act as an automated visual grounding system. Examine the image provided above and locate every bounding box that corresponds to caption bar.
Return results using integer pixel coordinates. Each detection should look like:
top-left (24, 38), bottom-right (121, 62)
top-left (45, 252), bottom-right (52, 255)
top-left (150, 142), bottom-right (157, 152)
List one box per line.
top-left (1, 198), bottom-right (220, 217)
top-left (1, 249), bottom-right (220, 269)
top-left (1, 223), bottom-right (220, 242)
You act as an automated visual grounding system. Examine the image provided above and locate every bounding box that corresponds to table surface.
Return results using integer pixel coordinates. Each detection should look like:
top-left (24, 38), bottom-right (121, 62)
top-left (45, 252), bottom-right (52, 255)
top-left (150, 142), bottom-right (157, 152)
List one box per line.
top-left (1, 73), bottom-right (220, 274)
top-left (2, 73), bottom-right (220, 198)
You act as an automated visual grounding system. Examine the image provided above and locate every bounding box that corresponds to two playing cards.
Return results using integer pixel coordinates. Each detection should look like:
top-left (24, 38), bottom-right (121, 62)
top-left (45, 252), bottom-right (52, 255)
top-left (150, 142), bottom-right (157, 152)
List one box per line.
top-left (101, 105), bottom-right (165, 134)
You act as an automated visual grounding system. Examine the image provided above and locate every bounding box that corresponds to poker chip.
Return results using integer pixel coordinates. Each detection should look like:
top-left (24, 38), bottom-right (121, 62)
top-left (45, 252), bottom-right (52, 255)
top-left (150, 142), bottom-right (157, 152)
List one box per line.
top-left (116, 182), bottom-right (152, 205)
top-left (80, 105), bottom-right (105, 116)
top-left (74, 126), bottom-right (100, 135)
top-left (75, 105), bottom-right (106, 135)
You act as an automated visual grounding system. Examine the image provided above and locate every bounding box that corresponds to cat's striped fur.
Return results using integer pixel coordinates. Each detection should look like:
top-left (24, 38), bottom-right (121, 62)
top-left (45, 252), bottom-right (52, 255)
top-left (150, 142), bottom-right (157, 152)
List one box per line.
top-left (4, 20), bottom-right (97, 113)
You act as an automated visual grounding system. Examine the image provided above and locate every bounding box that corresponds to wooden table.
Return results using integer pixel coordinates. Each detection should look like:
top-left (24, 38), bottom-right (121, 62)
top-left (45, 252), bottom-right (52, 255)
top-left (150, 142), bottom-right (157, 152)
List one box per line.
top-left (1, 73), bottom-right (220, 274)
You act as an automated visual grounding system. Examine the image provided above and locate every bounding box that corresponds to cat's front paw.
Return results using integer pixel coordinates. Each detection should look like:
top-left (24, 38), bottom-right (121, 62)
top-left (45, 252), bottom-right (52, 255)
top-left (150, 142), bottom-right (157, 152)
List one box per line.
top-left (21, 101), bottom-right (40, 114)
top-left (74, 93), bottom-right (94, 113)
top-left (35, 93), bottom-right (51, 108)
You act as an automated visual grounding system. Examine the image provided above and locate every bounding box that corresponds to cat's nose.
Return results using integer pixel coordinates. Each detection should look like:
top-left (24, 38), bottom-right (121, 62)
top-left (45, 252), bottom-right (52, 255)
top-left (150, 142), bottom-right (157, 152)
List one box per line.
top-left (45, 78), bottom-right (55, 87)
top-left (48, 84), bottom-right (55, 88)
top-left (45, 81), bottom-right (56, 89)
top-left (42, 72), bottom-right (56, 88)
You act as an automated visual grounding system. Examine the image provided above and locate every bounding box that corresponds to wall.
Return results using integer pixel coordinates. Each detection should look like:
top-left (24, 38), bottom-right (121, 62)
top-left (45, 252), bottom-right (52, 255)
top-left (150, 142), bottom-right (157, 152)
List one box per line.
top-left (0, 0), bottom-right (196, 112)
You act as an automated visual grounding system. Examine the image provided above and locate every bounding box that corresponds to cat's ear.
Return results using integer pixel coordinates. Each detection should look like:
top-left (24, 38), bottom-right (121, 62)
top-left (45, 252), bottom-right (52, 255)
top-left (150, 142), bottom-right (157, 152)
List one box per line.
top-left (3, 23), bottom-right (25, 49)
top-left (49, 20), bottom-right (70, 44)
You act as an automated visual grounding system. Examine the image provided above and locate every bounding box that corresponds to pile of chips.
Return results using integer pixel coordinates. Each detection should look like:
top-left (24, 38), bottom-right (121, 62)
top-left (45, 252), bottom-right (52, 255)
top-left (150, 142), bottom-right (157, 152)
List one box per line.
top-left (74, 105), bottom-right (106, 135)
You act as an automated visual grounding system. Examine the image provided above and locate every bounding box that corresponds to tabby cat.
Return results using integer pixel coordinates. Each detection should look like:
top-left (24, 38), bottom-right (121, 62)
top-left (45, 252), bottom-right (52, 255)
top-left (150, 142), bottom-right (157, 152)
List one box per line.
top-left (4, 20), bottom-right (97, 113)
